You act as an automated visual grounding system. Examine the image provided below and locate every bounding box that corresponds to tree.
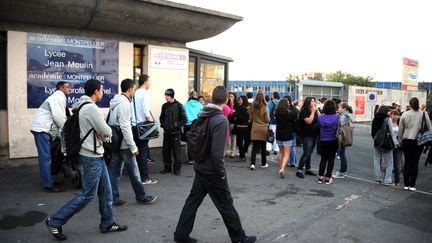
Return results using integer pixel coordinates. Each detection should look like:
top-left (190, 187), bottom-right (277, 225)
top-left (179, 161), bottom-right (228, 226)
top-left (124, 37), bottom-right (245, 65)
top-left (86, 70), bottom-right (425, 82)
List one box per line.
top-left (326, 70), bottom-right (374, 87)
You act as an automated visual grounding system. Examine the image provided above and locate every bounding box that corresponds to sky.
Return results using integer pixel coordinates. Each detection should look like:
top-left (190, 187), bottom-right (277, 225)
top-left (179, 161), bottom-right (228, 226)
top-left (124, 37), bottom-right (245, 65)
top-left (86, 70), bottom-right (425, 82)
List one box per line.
top-left (172, 0), bottom-right (432, 82)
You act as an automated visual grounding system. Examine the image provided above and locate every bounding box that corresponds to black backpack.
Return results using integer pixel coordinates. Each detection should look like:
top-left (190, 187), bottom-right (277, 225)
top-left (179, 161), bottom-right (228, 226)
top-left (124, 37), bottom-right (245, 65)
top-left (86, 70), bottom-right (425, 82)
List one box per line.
top-left (62, 102), bottom-right (94, 157)
top-left (186, 117), bottom-right (211, 162)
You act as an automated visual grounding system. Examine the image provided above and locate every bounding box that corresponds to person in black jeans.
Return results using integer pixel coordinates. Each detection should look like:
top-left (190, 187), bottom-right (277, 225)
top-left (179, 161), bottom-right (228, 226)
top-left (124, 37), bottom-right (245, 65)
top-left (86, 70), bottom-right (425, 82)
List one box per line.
top-left (174, 86), bottom-right (256, 243)
top-left (234, 96), bottom-right (250, 162)
top-left (160, 89), bottom-right (187, 175)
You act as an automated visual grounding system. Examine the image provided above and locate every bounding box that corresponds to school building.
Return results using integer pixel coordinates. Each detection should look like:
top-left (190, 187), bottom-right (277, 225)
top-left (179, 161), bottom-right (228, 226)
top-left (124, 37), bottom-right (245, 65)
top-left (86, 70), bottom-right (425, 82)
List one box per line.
top-left (0, 0), bottom-right (241, 159)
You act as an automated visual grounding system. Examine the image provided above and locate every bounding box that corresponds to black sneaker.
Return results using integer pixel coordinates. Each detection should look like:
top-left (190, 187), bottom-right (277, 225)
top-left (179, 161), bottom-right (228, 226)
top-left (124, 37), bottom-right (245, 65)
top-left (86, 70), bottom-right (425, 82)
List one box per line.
top-left (44, 185), bottom-right (65, 193)
top-left (242, 235), bottom-right (257, 243)
top-left (46, 218), bottom-right (67, 241)
top-left (101, 222), bottom-right (127, 233)
top-left (305, 170), bottom-right (317, 176)
top-left (160, 169), bottom-right (171, 174)
top-left (296, 171), bottom-right (305, 178)
top-left (113, 199), bottom-right (128, 207)
top-left (138, 195), bottom-right (157, 204)
top-left (147, 158), bottom-right (155, 164)
top-left (175, 237), bottom-right (197, 243)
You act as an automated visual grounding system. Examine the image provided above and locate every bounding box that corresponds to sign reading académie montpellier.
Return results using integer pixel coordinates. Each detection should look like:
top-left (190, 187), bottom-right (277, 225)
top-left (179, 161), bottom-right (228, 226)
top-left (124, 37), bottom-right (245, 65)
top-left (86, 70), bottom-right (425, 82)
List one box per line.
top-left (27, 32), bottom-right (119, 108)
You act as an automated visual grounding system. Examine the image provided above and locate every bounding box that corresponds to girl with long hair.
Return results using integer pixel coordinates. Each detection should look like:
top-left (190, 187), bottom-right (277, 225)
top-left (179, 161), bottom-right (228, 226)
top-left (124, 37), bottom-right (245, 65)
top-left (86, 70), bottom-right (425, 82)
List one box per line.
top-left (234, 96), bottom-right (250, 162)
top-left (226, 92), bottom-right (240, 157)
top-left (249, 91), bottom-right (270, 170)
top-left (274, 98), bottom-right (298, 178)
top-left (296, 97), bottom-right (319, 178)
top-left (333, 102), bottom-right (353, 179)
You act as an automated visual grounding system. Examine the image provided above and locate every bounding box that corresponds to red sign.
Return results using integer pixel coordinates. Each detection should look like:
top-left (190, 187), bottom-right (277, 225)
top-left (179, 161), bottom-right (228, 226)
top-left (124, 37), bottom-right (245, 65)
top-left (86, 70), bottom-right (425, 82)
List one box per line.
top-left (355, 96), bottom-right (365, 115)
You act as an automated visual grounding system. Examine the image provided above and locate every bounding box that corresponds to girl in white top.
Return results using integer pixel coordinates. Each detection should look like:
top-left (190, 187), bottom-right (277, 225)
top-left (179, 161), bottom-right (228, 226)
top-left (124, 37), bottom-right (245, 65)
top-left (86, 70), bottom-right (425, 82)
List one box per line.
top-left (391, 110), bottom-right (402, 187)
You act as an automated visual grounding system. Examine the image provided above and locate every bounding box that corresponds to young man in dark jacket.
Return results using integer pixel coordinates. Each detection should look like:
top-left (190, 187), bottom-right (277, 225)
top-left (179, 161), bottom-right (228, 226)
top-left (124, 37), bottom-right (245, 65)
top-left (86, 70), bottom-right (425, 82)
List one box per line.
top-left (174, 86), bottom-right (256, 243)
top-left (160, 88), bottom-right (187, 175)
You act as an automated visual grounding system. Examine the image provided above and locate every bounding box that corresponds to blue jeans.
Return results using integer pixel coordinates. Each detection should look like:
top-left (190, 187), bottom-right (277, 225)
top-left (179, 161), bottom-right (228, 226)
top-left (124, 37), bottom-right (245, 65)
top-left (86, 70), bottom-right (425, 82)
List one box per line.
top-left (133, 127), bottom-right (149, 181)
top-left (298, 136), bottom-right (317, 171)
top-left (393, 147), bottom-right (403, 184)
top-left (108, 149), bottom-right (148, 203)
top-left (32, 131), bottom-right (53, 187)
top-left (338, 147), bottom-right (347, 173)
top-left (49, 156), bottom-right (113, 231)
top-left (289, 133), bottom-right (297, 165)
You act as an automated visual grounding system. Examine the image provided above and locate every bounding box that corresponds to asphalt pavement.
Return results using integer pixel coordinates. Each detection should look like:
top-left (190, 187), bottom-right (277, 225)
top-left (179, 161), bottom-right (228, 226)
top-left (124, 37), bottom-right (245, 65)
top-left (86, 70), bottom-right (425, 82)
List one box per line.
top-left (0, 123), bottom-right (431, 243)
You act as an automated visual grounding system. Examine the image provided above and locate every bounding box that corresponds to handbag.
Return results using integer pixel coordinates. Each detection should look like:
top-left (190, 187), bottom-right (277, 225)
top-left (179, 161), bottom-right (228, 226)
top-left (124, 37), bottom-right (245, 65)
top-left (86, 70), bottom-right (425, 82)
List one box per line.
top-left (103, 110), bottom-right (123, 165)
top-left (337, 116), bottom-right (354, 149)
top-left (373, 118), bottom-right (394, 152)
top-left (267, 126), bottom-right (275, 143)
top-left (416, 112), bottom-right (432, 146)
top-left (133, 96), bottom-right (159, 140)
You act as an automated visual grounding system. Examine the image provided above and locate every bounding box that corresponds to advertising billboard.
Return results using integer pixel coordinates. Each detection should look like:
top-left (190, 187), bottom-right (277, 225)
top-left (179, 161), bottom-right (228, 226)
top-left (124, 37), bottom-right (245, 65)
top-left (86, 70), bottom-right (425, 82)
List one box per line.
top-left (27, 33), bottom-right (118, 108)
top-left (402, 57), bottom-right (419, 91)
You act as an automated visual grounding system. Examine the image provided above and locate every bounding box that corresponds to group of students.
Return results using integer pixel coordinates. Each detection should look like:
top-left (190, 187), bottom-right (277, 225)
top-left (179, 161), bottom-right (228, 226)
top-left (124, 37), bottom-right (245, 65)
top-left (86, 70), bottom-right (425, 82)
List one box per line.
top-left (372, 97), bottom-right (431, 191)
top-left (217, 91), bottom-right (353, 185)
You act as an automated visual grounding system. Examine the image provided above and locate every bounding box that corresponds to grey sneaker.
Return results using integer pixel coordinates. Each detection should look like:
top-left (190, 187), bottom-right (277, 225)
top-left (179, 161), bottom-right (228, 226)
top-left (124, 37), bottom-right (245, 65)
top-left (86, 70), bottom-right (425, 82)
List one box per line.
top-left (138, 195), bottom-right (157, 204)
top-left (333, 172), bottom-right (346, 179)
top-left (142, 178), bottom-right (158, 185)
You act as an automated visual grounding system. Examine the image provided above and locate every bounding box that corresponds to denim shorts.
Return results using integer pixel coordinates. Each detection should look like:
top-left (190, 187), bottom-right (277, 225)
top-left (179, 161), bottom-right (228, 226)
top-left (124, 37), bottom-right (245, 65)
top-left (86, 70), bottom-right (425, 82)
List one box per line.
top-left (276, 139), bottom-right (294, 147)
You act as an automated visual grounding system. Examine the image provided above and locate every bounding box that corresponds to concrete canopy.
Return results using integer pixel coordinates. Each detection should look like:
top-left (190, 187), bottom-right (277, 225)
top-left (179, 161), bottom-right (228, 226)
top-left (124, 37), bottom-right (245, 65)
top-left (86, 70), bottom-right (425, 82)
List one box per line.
top-left (0, 0), bottom-right (242, 42)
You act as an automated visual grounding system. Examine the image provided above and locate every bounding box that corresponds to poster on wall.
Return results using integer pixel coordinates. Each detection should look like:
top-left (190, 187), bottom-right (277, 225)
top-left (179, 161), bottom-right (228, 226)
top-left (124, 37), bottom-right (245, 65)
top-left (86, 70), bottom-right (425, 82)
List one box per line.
top-left (355, 96), bottom-right (365, 115)
top-left (27, 33), bottom-right (119, 108)
top-left (402, 57), bottom-right (418, 91)
top-left (150, 47), bottom-right (188, 70)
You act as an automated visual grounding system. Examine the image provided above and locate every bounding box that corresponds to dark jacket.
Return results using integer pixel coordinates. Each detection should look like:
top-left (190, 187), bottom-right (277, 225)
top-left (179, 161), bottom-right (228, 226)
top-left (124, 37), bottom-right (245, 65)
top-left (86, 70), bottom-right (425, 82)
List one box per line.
top-left (298, 109), bottom-right (320, 138)
top-left (371, 113), bottom-right (388, 138)
top-left (194, 105), bottom-right (228, 178)
top-left (160, 100), bottom-right (187, 135)
top-left (233, 105), bottom-right (249, 126)
top-left (275, 108), bottom-right (298, 141)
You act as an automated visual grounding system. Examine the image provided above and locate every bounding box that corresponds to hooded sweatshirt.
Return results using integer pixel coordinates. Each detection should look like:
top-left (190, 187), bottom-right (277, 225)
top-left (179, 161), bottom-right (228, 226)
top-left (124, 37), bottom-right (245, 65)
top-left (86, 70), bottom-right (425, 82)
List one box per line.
top-left (193, 104), bottom-right (228, 178)
top-left (339, 111), bottom-right (352, 127)
top-left (184, 98), bottom-right (203, 125)
top-left (72, 95), bottom-right (111, 157)
top-left (107, 94), bottom-right (138, 153)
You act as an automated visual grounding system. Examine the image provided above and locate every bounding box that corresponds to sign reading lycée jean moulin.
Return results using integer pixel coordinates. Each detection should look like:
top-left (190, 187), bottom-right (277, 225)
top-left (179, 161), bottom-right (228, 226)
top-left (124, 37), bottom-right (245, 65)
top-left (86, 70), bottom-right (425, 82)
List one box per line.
top-left (27, 33), bottom-right (119, 108)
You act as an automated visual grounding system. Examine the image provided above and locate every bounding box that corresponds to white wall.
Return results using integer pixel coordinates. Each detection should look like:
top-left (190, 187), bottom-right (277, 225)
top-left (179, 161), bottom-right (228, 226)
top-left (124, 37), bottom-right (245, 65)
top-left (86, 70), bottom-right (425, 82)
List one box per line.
top-left (144, 45), bottom-right (189, 148)
top-left (347, 86), bottom-right (427, 122)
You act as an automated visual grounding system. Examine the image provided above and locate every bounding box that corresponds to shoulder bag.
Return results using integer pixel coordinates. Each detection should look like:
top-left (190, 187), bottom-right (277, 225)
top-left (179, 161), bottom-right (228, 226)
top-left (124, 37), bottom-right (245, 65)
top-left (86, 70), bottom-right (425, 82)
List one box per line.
top-left (373, 117), bottom-right (394, 152)
top-left (337, 115), bottom-right (354, 149)
top-left (417, 112), bottom-right (432, 146)
top-left (133, 96), bottom-right (159, 140)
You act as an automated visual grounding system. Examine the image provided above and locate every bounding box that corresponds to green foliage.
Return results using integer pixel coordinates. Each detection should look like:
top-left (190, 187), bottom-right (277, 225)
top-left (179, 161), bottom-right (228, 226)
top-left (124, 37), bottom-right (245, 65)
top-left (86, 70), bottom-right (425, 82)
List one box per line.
top-left (326, 70), bottom-right (374, 87)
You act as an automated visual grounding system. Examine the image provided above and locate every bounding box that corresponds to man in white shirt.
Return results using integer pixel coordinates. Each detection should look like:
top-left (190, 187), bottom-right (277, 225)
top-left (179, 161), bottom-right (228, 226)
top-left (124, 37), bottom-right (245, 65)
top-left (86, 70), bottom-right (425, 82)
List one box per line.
top-left (131, 74), bottom-right (158, 185)
top-left (31, 81), bottom-right (71, 192)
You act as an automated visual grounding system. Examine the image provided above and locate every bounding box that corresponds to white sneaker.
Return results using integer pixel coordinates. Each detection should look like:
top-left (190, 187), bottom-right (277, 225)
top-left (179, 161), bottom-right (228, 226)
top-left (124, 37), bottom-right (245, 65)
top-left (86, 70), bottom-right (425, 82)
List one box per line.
top-left (250, 164), bottom-right (255, 170)
top-left (142, 178), bottom-right (158, 185)
top-left (409, 187), bottom-right (416, 191)
top-left (260, 164), bottom-right (269, 168)
top-left (336, 155), bottom-right (340, 160)
top-left (333, 172), bottom-right (346, 179)
top-left (403, 186), bottom-right (410, 190)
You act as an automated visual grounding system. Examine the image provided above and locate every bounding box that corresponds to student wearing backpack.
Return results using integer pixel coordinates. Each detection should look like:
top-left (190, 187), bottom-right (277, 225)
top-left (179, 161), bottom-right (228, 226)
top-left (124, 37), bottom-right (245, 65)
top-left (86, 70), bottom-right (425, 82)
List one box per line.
top-left (45, 79), bottom-right (127, 241)
top-left (174, 86), bottom-right (257, 243)
top-left (183, 89), bottom-right (203, 164)
top-left (267, 92), bottom-right (280, 155)
top-left (333, 102), bottom-right (353, 179)
top-left (31, 81), bottom-right (71, 193)
top-left (108, 79), bottom-right (157, 206)
top-left (371, 105), bottom-right (395, 185)
top-left (160, 89), bottom-right (187, 175)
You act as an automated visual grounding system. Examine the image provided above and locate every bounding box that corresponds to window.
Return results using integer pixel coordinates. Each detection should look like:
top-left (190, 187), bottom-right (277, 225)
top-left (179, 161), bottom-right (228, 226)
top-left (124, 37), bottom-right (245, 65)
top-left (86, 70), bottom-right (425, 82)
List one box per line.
top-left (200, 61), bottom-right (224, 100)
top-left (0, 32), bottom-right (6, 109)
top-left (133, 45), bottom-right (144, 82)
top-left (189, 57), bottom-right (196, 92)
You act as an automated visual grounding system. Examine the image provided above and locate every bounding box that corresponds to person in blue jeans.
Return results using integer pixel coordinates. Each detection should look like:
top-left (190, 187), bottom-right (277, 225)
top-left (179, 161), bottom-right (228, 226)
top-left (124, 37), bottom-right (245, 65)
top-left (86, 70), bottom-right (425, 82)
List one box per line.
top-left (296, 97), bottom-right (319, 178)
top-left (333, 102), bottom-right (353, 179)
top-left (107, 79), bottom-right (157, 206)
top-left (30, 81), bottom-right (71, 192)
top-left (390, 110), bottom-right (402, 186)
top-left (45, 79), bottom-right (127, 241)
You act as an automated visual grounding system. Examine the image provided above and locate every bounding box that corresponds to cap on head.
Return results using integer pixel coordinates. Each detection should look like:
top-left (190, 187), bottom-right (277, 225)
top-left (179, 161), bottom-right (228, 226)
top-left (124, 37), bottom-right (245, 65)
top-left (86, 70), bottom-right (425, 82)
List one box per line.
top-left (165, 88), bottom-right (175, 98)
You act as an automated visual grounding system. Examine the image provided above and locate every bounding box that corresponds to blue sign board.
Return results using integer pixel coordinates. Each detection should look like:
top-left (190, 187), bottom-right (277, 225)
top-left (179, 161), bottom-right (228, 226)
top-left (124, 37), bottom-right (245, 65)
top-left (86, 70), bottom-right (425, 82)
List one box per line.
top-left (27, 33), bottom-right (119, 108)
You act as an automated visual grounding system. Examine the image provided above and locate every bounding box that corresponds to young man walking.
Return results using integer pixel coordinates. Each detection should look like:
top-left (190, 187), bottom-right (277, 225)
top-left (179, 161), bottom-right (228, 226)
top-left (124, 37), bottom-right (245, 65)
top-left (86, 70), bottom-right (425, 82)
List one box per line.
top-left (174, 86), bottom-right (256, 243)
top-left (159, 88), bottom-right (187, 175)
top-left (131, 74), bottom-right (158, 185)
top-left (107, 79), bottom-right (157, 206)
top-left (45, 79), bottom-right (126, 241)
top-left (31, 81), bottom-right (71, 192)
